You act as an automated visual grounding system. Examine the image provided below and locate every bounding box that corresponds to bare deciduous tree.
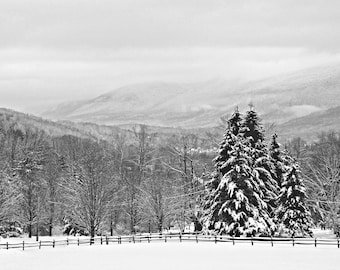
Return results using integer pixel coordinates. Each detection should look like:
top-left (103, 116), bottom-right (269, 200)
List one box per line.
top-left (63, 140), bottom-right (116, 238)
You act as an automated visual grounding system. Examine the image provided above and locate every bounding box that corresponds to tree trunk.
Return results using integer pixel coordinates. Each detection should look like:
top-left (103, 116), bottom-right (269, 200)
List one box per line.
top-left (148, 220), bottom-right (151, 233)
top-left (110, 221), bottom-right (113, 236)
top-left (130, 216), bottom-right (135, 234)
top-left (49, 202), bottom-right (54, 236)
top-left (192, 216), bottom-right (202, 232)
top-left (90, 224), bottom-right (95, 245)
top-left (49, 223), bottom-right (53, 237)
top-left (90, 226), bottom-right (95, 238)
top-left (110, 213), bottom-right (113, 236)
top-left (158, 220), bottom-right (163, 233)
top-left (158, 214), bottom-right (164, 233)
top-left (28, 223), bottom-right (32, 238)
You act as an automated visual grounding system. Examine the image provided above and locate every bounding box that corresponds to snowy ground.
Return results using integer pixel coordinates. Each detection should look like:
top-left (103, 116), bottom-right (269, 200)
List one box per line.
top-left (1, 241), bottom-right (340, 270)
top-left (312, 228), bottom-right (337, 239)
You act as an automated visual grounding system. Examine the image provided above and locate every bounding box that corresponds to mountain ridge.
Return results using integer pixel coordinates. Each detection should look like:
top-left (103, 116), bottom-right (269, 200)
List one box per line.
top-left (42, 63), bottom-right (340, 133)
top-left (2, 104), bottom-right (340, 143)
top-left (277, 105), bottom-right (340, 141)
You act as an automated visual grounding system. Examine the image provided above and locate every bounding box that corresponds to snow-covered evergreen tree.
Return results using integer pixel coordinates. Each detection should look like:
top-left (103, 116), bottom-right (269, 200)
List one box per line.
top-left (241, 105), bottom-right (265, 148)
top-left (241, 107), bottom-right (278, 218)
top-left (275, 160), bottom-right (313, 237)
top-left (267, 133), bottom-right (290, 217)
top-left (201, 130), bottom-right (238, 230)
top-left (269, 133), bottom-right (312, 237)
top-left (202, 107), bottom-right (277, 235)
top-left (203, 106), bottom-right (314, 237)
top-left (210, 139), bottom-right (275, 236)
top-left (268, 134), bottom-right (285, 188)
top-left (201, 109), bottom-right (242, 229)
top-left (215, 110), bottom-right (243, 175)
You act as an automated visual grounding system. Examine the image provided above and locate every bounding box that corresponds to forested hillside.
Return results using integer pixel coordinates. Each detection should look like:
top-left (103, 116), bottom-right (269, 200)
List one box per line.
top-left (0, 108), bottom-right (215, 237)
top-left (0, 107), bottom-right (339, 238)
top-left (0, 108), bottom-right (126, 141)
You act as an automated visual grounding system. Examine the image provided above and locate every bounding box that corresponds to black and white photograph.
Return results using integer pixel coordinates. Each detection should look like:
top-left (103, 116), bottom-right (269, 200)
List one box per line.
top-left (1, 0), bottom-right (340, 269)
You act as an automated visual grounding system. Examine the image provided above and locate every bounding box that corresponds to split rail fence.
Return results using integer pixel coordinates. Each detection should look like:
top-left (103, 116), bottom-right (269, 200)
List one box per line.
top-left (1, 233), bottom-right (340, 250)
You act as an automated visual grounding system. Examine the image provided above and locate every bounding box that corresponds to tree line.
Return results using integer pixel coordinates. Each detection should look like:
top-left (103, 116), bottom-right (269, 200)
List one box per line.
top-left (0, 108), bottom-right (339, 238)
top-left (0, 114), bottom-right (212, 238)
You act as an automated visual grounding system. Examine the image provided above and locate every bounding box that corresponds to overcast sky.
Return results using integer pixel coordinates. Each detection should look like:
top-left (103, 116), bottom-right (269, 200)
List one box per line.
top-left (1, 0), bottom-right (340, 113)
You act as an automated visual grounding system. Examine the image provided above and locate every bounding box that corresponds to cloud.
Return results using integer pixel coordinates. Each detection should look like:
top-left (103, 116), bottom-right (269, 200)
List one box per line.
top-left (1, 0), bottom-right (340, 50)
top-left (0, 0), bottom-right (340, 112)
top-left (1, 46), bottom-right (339, 96)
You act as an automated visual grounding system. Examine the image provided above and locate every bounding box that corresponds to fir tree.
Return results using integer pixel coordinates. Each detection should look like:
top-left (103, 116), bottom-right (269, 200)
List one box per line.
top-left (202, 107), bottom-right (286, 236)
top-left (202, 107), bottom-right (277, 235)
top-left (242, 107), bottom-right (279, 218)
top-left (275, 161), bottom-right (313, 237)
top-left (267, 133), bottom-right (288, 216)
top-left (201, 129), bottom-right (238, 230)
top-left (269, 134), bottom-right (285, 188)
top-left (269, 134), bottom-right (313, 237)
top-left (215, 109), bottom-right (243, 175)
top-left (241, 104), bottom-right (265, 148)
top-left (210, 139), bottom-right (275, 236)
top-left (201, 109), bottom-right (242, 230)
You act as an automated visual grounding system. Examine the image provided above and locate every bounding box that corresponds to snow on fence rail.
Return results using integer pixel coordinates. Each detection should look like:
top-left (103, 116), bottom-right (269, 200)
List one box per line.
top-left (1, 233), bottom-right (340, 250)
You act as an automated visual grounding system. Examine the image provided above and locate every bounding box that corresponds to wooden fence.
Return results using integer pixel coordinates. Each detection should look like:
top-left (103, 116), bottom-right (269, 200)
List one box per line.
top-left (1, 233), bottom-right (340, 250)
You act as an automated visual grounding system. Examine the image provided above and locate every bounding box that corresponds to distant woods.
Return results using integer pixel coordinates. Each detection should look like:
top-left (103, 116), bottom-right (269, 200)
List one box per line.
top-left (0, 108), bottom-right (339, 237)
top-left (0, 112), bottom-right (213, 237)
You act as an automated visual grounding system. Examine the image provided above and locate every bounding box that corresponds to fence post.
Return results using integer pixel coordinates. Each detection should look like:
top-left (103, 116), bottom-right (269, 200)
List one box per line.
top-left (165, 235), bottom-right (167, 243)
top-left (338, 238), bottom-right (339, 248)
top-left (196, 234), bottom-right (198, 243)
top-left (78, 238), bottom-right (80, 246)
top-left (271, 236), bottom-right (273, 247)
top-left (22, 241), bottom-right (24, 251)
top-left (232, 236), bottom-right (235, 245)
top-left (148, 235), bottom-right (150, 243)
top-left (39, 241), bottom-right (41, 249)
top-left (6, 242), bottom-right (8, 250)
top-left (101, 236), bottom-right (103, 245)
top-left (215, 235), bottom-right (217, 244)
top-left (251, 236), bottom-right (253, 246)
top-left (315, 238), bottom-right (317, 247)
top-left (67, 238), bottom-right (69, 245)
top-left (106, 236), bottom-right (109, 245)
top-left (179, 234), bottom-right (182, 243)
top-left (53, 240), bottom-right (55, 248)
top-left (133, 236), bottom-right (135, 243)
top-left (292, 237), bottom-right (295, 247)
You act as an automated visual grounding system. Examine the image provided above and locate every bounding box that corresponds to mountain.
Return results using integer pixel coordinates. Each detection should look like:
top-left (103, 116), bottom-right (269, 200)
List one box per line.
top-left (43, 63), bottom-right (340, 132)
top-left (0, 108), bottom-right (123, 141)
top-left (237, 64), bottom-right (340, 123)
top-left (0, 108), bottom-right (208, 145)
top-left (2, 103), bottom-right (340, 144)
top-left (277, 106), bottom-right (340, 141)
top-left (43, 80), bottom-right (239, 128)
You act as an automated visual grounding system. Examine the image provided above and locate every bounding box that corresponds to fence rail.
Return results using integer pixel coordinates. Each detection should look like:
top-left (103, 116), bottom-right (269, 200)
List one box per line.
top-left (1, 233), bottom-right (340, 250)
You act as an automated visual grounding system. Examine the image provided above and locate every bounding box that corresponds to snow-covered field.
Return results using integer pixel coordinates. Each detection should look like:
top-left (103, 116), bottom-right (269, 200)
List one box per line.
top-left (1, 241), bottom-right (339, 270)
